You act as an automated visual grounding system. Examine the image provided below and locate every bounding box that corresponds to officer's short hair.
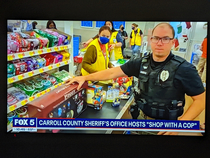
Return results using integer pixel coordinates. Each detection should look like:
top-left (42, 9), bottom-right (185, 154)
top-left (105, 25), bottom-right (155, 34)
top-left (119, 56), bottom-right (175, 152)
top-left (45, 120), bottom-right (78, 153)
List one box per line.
top-left (152, 23), bottom-right (175, 38)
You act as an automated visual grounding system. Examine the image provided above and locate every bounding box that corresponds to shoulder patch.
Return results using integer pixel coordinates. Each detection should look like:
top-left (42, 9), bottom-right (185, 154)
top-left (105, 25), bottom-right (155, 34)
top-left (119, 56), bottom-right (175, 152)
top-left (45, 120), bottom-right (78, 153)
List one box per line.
top-left (172, 55), bottom-right (186, 64)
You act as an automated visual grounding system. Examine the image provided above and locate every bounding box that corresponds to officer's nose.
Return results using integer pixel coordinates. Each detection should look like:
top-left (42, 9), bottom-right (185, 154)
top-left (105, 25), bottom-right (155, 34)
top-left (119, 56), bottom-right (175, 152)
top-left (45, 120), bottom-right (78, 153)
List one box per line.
top-left (157, 39), bottom-right (163, 46)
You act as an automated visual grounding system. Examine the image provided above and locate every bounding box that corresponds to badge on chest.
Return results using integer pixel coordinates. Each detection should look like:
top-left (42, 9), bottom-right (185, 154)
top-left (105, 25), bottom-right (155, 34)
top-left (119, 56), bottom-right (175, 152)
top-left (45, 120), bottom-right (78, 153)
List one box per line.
top-left (160, 70), bottom-right (169, 82)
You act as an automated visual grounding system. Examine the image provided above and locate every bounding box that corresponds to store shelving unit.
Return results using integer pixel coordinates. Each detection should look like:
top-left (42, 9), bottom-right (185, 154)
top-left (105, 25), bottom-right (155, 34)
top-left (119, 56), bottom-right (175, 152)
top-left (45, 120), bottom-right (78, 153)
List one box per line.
top-left (7, 44), bottom-right (73, 132)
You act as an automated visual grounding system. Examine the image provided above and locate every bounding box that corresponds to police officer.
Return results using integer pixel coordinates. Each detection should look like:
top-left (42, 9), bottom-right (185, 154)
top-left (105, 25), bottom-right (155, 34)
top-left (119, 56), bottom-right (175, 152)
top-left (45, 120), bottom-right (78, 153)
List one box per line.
top-left (66, 23), bottom-right (205, 135)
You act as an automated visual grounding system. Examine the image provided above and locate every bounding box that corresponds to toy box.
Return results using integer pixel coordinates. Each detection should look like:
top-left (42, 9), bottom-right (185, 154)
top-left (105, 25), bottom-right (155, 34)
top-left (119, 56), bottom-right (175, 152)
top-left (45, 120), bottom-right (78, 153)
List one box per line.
top-left (106, 86), bottom-right (120, 102)
top-left (27, 82), bottom-right (88, 133)
top-left (86, 85), bottom-right (106, 110)
top-left (113, 76), bottom-right (132, 99)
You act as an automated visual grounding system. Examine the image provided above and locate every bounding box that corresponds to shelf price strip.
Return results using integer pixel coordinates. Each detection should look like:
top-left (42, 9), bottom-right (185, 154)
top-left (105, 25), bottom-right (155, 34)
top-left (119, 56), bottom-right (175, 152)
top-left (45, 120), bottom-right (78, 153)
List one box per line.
top-left (8, 82), bottom-right (65, 113)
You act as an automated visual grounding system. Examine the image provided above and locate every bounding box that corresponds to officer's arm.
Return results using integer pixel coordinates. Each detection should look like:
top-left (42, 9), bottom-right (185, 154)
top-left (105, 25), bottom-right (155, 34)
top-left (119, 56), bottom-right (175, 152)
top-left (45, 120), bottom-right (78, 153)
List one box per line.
top-left (178, 92), bottom-right (205, 121)
top-left (85, 66), bottom-right (127, 81)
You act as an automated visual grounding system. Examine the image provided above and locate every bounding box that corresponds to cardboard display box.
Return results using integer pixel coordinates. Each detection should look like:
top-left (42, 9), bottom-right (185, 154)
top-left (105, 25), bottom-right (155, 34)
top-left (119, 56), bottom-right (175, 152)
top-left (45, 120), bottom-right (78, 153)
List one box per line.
top-left (27, 82), bottom-right (88, 132)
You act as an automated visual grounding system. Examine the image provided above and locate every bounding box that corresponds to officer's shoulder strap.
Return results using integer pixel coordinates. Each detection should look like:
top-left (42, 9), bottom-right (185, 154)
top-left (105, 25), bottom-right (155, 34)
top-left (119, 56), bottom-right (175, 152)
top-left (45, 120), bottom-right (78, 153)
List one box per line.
top-left (172, 55), bottom-right (186, 64)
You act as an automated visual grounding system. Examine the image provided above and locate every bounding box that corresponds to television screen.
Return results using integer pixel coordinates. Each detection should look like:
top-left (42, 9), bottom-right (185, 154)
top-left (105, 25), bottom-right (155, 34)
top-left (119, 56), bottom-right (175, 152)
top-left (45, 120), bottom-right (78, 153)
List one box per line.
top-left (7, 20), bottom-right (207, 136)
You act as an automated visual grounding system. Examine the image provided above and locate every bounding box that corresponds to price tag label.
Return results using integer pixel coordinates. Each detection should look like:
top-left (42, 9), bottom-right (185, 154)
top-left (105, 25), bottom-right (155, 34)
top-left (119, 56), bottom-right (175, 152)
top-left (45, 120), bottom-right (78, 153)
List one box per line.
top-left (59, 46), bottom-right (64, 50)
top-left (18, 53), bottom-right (24, 59)
top-left (8, 78), bottom-right (14, 84)
top-left (42, 91), bottom-right (46, 95)
top-left (8, 55), bottom-right (14, 61)
top-left (46, 89), bottom-right (50, 92)
top-left (28, 71), bottom-right (33, 77)
top-left (18, 75), bottom-right (24, 80)
top-left (56, 63), bottom-right (60, 67)
top-left (29, 97), bottom-right (34, 102)
top-left (64, 45), bottom-right (68, 49)
top-left (21, 100), bottom-right (27, 105)
top-left (38, 50), bottom-right (43, 54)
top-left (54, 85), bottom-right (58, 88)
top-left (9, 106), bottom-right (15, 112)
top-left (48, 65), bottom-right (53, 70)
top-left (58, 83), bottom-right (62, 86)
top-left (47, 48), bottom-right (52, 52)
top-left (54, 47), bottom-right (58, 51)
top-left (37, 93), bottom-right (41, 97)
top-left (39, 68), bottom-right (44, 73)
top-left (64, 61), bottom-right (68, 65)
top-left (29, 51), bottom-right (35, 56)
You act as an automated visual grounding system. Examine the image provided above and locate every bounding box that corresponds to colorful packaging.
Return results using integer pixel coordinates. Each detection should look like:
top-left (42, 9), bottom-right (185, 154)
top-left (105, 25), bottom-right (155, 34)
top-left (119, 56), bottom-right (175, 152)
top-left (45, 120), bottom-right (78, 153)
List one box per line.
top-left (86, 85), bottom-right (104, 110)
top-left (44, 29), bottom-right (65, 46)
top-left (26, 38), bottom-right (40, 50)
top-left (59, 51), bottom-right (70, 61)
top-left (21, 57), bottom-right (38, 71)
top-left (7, 93), bottom-right (19, 106)
top-left (51, 52), bottom-right (63, 63)
top-left (13, 82), bottom-right (39, 97)
top-left (30, 31), bottom-right (49, 48)
top-left (27, 79), bottom-right (44, 91)
top-left (112, 98), bottom-right (121, 107)
top-left (52, 70), bottom-right (71, 82)
top-left (47, 75), bottom-right (58, 85)
top-left (34, 29), bottom-right (58, 47)
top-left (7, 87), bottom-right (28, 105)
top-left (40, 53), bottom-right (55, 66)
top-left (39, 72), bottom-right (49, 79)
top-left (7, 111), bottom-right (17, 123)
top-left (32, 56), bottom-right (46, 69)
top-left (8, 39), bottom-right (20, 53)
top-left (39, 72), bottom-right (58, 85)
top-left (16, 107), bottom-right (29, 118)
top-left (40, 79), bottom-right (52, 90)
top-left (113, 77), bottom-right (132, 99)
top-left (7, 63), bottom-right (15, 78)
top-left (13, 61), bottom-right (28, 75)
top-left (74, 56), bottom-right (83, 63)
top-left (19, 32), bottom-right (31, 39)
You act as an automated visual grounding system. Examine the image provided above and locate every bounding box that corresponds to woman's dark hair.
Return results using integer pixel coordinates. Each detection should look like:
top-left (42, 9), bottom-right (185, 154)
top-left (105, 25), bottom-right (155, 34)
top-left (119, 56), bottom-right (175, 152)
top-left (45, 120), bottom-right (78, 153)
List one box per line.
top-left (32, 21), bottom-right (37, 29)
top-left (99, 26), bottom-right (112, 34)
top-left (46, 20), bottom-right (57, 29)
top-left (104, 21), bottom-right (116, 32)
top-left (132, 23), bottom-right (138, 28)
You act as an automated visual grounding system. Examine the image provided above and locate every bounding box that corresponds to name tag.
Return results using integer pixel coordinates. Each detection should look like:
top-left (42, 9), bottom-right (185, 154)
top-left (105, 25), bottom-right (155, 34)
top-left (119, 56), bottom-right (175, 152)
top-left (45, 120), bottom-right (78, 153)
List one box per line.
top-left (140, 71), bottom-right (147, 75)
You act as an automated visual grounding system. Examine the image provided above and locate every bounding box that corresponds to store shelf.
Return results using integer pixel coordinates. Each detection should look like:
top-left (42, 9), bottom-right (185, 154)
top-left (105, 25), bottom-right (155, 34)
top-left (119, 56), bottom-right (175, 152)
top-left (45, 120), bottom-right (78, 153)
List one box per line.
top-left (7, 123), bottom-right (13, 132)
top-left (7, 81), bottom-right (66, 113)
top-left (7, 60), bottom-right (70, 84)
top-left (7, 45), bottom-right (71, 61)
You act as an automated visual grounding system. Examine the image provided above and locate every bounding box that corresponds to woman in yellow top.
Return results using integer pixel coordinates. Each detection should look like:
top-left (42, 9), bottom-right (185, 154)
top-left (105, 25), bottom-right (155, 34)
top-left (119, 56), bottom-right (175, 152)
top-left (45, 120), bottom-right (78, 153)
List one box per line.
top-left (81, 26), bottom-right (114, 76)
top-left (82, 21), bottom-right (124, 61)
top-left (129, 23), bottom-right (143, 59)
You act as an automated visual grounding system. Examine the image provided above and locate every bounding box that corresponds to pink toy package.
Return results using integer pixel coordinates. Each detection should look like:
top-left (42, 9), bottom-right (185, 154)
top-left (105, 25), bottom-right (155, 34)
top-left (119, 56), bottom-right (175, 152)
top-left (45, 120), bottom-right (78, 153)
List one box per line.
top-left (44, 29), bottom-right (64, 46)
top-left (8, 39), bottom-right (20, 54)
top-left (51, 52), bottom-right (63, 63)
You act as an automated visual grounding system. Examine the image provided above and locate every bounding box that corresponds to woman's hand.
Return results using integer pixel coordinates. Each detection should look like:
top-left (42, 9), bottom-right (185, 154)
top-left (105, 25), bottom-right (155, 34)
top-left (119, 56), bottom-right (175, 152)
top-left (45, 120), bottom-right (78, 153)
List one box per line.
top-left (109, 44), bottom-right (115, 51)
top-left (65, 76), bottom-right (86, 90)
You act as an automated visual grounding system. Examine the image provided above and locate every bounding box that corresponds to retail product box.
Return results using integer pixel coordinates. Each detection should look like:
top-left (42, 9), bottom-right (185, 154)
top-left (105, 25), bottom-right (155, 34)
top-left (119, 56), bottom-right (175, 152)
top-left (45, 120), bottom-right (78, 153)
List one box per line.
top-left (86, 84), bottom-right (106, 110)
top-left (27, 82), bottom-right (88, 132)
top-left (113, 76), bottom-right (133, 99)
top-left (51, 29), bottom-right (72, 45)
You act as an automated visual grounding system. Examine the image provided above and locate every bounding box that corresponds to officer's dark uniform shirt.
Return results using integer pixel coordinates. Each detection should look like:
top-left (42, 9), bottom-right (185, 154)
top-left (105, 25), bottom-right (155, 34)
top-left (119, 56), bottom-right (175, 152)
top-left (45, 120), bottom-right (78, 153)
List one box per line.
top-left (121, 52), bottom-right (204, 97)
top-left (120, 52), bottom-right (204, 119)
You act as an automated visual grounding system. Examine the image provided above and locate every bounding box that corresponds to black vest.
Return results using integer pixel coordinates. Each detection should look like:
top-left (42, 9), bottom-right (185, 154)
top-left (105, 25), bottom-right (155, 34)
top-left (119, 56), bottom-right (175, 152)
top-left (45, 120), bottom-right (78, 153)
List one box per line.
top-left (136, 54), bottom-right (186, 120)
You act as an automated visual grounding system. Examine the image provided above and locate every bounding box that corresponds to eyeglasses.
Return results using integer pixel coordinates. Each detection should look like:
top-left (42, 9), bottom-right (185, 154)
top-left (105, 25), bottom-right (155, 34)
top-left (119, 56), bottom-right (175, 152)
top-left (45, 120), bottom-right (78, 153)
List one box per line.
top-left (151, 36), bottom-right (174, 44)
